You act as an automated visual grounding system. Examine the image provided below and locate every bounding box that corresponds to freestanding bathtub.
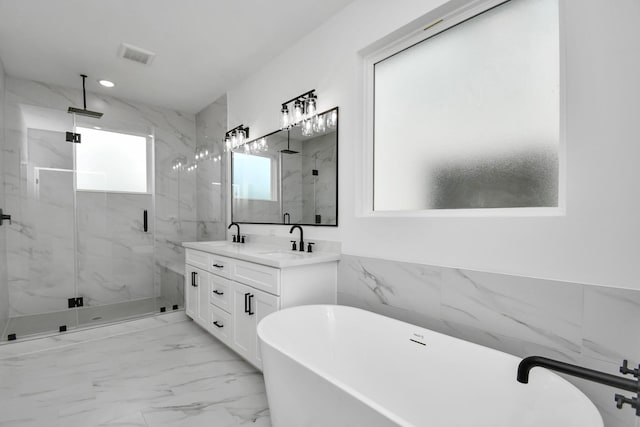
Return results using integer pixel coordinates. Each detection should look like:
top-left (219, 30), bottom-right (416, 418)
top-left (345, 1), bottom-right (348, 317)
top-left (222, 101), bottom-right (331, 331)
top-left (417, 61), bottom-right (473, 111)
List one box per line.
top-left (257, 305), bottom-right (603, 427)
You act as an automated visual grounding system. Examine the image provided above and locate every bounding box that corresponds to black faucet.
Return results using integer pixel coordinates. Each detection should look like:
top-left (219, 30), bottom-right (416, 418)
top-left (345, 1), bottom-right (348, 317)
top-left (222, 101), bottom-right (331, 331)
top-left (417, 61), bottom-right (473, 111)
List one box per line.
top-left (228, 222), bottom-right (241, 243)
top-left (289, 225), bottom-right (304, 252)
top-left (518, 356), bottom-right (640, 415)
top-left (283, 212), bottom-right (290, 224)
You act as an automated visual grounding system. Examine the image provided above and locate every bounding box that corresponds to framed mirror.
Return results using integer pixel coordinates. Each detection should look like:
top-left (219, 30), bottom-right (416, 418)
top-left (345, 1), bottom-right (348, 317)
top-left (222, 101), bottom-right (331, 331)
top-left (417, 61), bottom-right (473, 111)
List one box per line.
top-left (231, 107), bottom-right (338, 226)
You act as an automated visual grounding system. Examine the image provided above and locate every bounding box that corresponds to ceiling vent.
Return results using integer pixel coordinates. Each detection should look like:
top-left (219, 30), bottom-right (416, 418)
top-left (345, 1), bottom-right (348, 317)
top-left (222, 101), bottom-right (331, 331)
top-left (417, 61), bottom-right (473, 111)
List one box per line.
top-left (118, 43), bottom-right (156, 66)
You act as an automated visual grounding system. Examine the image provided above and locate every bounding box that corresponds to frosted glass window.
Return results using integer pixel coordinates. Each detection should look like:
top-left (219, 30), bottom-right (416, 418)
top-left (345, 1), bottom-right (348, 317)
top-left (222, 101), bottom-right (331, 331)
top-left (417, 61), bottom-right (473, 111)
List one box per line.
top-left (233, 153), bottom-right (274, 200)
top-left (373, 0), bottom-right (559, 211)
top-left (76, 127), bottom-right (148, 193)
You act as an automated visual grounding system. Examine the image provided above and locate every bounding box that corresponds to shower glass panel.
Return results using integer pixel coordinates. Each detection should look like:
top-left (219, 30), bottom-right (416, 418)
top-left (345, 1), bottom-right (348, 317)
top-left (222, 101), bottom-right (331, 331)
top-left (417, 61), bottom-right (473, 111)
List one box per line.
top-left (3, 110), bottom-right (80, 339)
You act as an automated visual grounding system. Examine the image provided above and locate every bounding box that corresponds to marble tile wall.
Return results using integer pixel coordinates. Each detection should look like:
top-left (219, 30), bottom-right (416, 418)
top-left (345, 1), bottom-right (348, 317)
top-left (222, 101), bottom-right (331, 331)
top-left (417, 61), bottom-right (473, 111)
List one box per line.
top-left (281, 139), bottom-right (303, 224)
top-left (194, 94), bottom-right (227, 241)
top-left (2, 77), bottom-right (197, 317)
top-left (76, 192), bottom-right (154, 307)
top-left (338, 254), bottom-right (640, 427)
top-left (300, 132), bottom-right (337, 225)
top-left (0, 61), bottom-right (8, 334)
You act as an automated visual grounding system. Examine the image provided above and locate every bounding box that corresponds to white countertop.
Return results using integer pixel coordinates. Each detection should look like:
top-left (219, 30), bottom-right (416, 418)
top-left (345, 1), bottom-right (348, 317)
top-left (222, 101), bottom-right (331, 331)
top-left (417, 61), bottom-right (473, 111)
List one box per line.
top-left (182, 240), bottom-right (340, 268)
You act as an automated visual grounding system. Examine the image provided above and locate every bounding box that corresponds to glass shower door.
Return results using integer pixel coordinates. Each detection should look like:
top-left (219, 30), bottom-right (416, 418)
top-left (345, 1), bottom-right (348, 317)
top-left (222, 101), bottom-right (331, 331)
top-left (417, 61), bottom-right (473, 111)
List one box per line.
top-left (73, 121), bottom-right (157, 327)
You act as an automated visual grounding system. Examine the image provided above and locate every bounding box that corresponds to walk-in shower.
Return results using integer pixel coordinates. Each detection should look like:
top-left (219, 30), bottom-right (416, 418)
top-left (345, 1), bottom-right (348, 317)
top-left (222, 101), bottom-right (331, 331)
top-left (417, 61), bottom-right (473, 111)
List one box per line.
top-left (0, 100), bottom-right (182, 343)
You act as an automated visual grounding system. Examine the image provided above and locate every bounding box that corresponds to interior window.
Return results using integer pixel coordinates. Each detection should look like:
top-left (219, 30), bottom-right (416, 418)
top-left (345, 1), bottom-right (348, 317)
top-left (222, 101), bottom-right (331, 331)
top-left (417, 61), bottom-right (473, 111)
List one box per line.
top-left (76, 127), bottom-right (149, 193)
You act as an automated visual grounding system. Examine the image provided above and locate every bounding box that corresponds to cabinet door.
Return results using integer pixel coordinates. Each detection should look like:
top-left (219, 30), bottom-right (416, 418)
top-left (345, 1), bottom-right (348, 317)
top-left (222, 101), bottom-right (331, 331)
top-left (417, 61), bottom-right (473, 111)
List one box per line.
top-left (231, 281), bottom-right (279, 368)
top-left (232, 282), bottom-right (256, 362)
top-left (196, 269), bottom-right (210, 326)
top-left (185, 265), bottom-right (199, 320)
top-left (253, 290), bottom-right (279, 366)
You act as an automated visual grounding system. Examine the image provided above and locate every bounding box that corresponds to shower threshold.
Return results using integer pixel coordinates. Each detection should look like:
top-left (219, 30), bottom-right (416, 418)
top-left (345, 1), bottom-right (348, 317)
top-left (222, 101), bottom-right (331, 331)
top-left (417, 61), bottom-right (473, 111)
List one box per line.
top-left (1, 297), bottom-right (181, 344)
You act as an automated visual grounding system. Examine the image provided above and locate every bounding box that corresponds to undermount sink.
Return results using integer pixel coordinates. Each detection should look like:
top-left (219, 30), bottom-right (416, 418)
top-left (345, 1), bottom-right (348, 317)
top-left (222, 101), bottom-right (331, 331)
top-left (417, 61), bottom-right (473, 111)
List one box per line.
top-left (258, 250), bottom-right (307, 259)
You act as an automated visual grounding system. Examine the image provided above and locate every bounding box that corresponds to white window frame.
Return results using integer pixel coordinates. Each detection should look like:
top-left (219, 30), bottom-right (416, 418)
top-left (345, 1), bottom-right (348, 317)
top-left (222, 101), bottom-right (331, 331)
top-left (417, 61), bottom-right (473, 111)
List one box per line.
top-left (359, 0), bottom-right (567, 218)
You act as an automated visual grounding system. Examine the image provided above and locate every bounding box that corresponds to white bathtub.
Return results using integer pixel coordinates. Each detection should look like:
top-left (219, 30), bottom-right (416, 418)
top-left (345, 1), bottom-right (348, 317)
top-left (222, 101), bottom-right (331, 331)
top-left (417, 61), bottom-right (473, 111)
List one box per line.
top-left (257, 305), bottom-right (603, 427)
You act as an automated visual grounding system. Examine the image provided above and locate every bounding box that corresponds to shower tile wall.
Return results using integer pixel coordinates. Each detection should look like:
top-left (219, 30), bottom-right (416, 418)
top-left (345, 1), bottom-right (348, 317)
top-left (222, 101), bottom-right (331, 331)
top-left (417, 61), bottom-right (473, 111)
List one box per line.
top-left (338, 255), bottom-right (640, 427)
top-left (0, 62), bottom-right (8, 334)
top-left (300, 133), bottom-right (337, 225)
top-left (195, 94), bottom-right (226, 241)
top-left (6, 129), bottom-right (75, 315)
top-left (2, 76), bottom-right (197, 317)
top-left (76, 192), bottom-right (154, 306)
top-left (281, 139), bottom-right (303, 223)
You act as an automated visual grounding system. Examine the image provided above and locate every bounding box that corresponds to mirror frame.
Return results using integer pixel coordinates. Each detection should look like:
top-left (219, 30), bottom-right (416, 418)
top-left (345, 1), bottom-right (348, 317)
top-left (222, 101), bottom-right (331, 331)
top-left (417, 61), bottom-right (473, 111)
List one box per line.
top-left (230, 106), bottom-right (339, 227)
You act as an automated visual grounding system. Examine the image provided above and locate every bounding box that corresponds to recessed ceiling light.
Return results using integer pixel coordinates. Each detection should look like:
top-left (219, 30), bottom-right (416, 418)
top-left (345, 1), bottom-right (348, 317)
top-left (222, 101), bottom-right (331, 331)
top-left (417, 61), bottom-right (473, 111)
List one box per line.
top-left (98, 79), bottom-right (115, 88)
top-left (94, 126), bottom-right (102, 130)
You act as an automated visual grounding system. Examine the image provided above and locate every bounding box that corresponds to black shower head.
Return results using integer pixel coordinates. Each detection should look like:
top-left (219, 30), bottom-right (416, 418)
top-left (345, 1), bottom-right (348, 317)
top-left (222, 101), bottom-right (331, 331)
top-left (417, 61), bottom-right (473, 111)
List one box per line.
top-left (67, 74), bottom-right (104, 119)
top-left (67, 106), bottom-right (103, 119)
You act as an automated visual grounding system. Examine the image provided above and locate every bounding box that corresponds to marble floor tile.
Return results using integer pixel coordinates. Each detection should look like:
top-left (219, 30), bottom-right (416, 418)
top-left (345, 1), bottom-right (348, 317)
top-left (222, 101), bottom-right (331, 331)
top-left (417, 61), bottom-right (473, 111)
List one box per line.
top-left (0, 317), bottom-right (270, 427)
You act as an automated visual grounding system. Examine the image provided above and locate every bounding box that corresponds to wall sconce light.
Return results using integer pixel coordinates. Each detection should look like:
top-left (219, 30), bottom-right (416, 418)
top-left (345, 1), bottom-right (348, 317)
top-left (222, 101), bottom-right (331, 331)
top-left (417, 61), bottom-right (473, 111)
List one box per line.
top-left (280, 90), bottom-right (317, 130)
top-left (224, 124), bottom-right (250, 152)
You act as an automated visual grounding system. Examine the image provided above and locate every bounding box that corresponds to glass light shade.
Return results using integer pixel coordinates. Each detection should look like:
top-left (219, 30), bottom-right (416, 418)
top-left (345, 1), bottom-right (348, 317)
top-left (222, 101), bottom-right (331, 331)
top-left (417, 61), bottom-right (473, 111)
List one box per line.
top-left (237, 129), bottom-right (246, 145)
top-left (281, 106), bottom-right (290, 129)
top-left (231, 132), bottom-right (238, 148)
top-left (294, 100), bottom-right (304, 123)
top-left (305, 96), bottom-right (317, 118)
top-left (224, 136), bottom-right (231, 151)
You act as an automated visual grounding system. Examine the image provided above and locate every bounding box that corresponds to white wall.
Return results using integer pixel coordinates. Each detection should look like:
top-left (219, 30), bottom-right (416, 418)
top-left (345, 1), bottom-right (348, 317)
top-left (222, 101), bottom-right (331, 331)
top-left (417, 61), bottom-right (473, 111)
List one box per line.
top-left (227, 0), bottom-right (640, 290)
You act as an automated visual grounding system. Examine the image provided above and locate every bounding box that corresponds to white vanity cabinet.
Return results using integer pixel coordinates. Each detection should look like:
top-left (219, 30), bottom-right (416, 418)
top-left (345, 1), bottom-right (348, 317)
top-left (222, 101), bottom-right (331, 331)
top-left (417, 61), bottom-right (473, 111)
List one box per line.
top-left (183, 243), bottom-right (338, 370)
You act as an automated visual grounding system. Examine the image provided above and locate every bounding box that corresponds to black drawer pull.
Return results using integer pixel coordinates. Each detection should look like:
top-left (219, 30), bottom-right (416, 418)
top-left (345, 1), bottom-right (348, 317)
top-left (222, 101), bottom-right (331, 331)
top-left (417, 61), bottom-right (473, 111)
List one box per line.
top-left (213, 321), bottom-right (224, 328)
top-left (191, 271), bottom-right (198, 287)
top-left (248, 294), bottom-right (254, 316)
top-left (143, 210), bottom-right (148, 232)
top-left (212, 264), bottom-right (224, 269)
top-left (212, 290), bottom-right (224, 296)
top-left (244, 292), bottom-right (250, 313)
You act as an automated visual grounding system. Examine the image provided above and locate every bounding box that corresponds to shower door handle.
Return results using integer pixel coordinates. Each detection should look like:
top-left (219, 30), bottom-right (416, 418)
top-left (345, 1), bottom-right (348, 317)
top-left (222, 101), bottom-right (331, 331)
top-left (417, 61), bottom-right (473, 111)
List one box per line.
top-left (0, 209), bottom-right (11, 226)
top-left (143, 210), bottom-right (148, 232)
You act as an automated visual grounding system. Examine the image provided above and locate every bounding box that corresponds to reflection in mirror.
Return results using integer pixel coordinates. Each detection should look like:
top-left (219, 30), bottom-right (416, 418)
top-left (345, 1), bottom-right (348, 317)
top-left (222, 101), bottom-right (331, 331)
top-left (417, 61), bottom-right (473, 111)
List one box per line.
top-left (232, 107), bottom-right (338, 226)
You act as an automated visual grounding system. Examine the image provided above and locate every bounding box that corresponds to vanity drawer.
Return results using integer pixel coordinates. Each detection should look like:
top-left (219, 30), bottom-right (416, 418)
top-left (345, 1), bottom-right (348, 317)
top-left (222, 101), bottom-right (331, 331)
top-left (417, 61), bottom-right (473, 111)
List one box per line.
top-left (209, 274), bottom-right (232, 313)
top-left (209, 254), bottom-right (234, 279)
top-left (209, 304), bottom-right (232, 345)
top-left (232, 259), bottom-right (281, 296)
top-left (185, 249), bottom-right (209, 270)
